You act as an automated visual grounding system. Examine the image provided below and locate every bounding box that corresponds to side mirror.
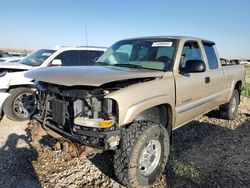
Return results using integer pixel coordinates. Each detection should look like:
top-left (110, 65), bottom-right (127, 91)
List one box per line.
top-left (183, 60), bottom-right (206, 73)
top-left (51, 59), bottom-right (62, 66)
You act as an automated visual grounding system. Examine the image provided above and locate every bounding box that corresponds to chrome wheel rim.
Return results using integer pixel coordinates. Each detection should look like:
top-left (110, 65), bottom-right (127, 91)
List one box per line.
top-left (139, 139), bottom-right (161, 176)
top-left (13, 92), bottom-right (36, 119)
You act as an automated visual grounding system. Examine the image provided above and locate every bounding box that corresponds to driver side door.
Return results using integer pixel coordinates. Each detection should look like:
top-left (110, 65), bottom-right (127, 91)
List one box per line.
top-left (174, 41), bottom-right (211, 128)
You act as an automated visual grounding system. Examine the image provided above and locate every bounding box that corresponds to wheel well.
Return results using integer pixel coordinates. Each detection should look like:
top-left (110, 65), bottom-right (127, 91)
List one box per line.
top-left (7, 84), bottom-right (35, 92)
top-left (235, 81), bottom-right (242, 93)
top-left (134, 104), bottom-right (173, 134)
top-left (235, 81), bottom-right (242, 100)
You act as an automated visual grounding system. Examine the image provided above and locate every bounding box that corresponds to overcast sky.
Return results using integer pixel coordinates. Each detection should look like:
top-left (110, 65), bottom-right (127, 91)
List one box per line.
top-left (1, 0), bottom-right (250, 59)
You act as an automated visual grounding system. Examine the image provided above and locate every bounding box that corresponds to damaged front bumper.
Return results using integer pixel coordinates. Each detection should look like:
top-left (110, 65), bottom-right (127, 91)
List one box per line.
top-left (35, 116), bottom-right (121, 150)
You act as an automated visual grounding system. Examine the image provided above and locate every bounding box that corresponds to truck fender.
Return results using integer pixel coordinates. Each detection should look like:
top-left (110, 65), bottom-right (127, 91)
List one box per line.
top-left (115, 95), bottom-right (176, 127)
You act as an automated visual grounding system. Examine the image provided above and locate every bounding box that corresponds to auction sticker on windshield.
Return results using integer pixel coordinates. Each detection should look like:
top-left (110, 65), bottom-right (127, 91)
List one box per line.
top-left (152, 42), bottom-right (173, 47)
top-left (42, 52), bottom-right (53, 56)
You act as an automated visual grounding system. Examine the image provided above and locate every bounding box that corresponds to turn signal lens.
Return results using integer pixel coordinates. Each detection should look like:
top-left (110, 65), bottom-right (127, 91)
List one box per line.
top-left (99, 120), bottom-right (113, 128)
top-left (74, 117), bottom-right (113, 128)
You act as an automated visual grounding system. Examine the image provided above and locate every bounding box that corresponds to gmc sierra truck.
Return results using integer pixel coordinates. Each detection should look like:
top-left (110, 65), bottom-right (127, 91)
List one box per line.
top-left (25, 36), bottom-right (245, 188)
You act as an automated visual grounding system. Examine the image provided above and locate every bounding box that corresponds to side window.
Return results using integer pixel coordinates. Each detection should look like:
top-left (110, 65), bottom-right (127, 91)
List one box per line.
top-left (180, 41), bottom-right (203, 69)
top-left (55, 51), bottom-right (80, 66)
top-left (203, 44), bottom-right (218, 69)
top-left (80, 51), bottom-right (104, 65)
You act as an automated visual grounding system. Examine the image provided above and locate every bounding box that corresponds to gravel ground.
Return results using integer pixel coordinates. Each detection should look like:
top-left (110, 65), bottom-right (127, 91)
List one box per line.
top-left (0, 97), bottom-right (249, 188)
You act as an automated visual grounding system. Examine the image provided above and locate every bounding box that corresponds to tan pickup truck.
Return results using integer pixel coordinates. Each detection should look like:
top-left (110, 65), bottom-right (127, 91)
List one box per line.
top-left (25, 36), bottom-right (245, 188)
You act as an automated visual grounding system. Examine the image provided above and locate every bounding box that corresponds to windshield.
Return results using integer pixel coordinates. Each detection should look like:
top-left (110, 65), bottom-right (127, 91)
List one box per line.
top-left (19, 49), bottom-right (55, 66)
top-left (96, 39), bottom-right (177, 71)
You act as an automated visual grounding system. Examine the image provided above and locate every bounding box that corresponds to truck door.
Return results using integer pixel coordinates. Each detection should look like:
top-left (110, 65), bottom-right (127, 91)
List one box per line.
top-left (174, 41), bottom-right (212, 128)
top-left (202, 42), bottom-right (224, 107)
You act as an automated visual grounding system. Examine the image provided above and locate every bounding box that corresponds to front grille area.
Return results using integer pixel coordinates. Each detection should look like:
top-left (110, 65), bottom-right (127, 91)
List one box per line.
top-left (50, 99), bottom-right (68, 125)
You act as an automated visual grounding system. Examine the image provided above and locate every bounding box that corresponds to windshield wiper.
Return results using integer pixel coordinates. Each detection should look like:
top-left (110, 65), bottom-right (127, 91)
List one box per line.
top-left (113, 63), bottom-right (144, 69)
top-left (96, 61), bottom-right (109, 66)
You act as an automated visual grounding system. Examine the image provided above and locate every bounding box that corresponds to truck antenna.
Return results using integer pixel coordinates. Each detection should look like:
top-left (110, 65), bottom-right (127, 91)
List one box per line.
top-left (85, 24), bottom-right (88, 47)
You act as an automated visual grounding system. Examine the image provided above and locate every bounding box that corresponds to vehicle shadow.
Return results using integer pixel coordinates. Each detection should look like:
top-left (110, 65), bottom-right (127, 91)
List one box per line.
top-left (0, 133), bottom-right (41, 188)
top-left (166, 112), bottom-right (250, 187)
top-left (89, 150), bottom-right (117, 179)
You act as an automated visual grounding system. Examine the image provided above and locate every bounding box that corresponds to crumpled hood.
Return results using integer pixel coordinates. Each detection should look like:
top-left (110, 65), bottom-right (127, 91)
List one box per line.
top-left (24, 66), bottom-right (164, 87)
top-left (0, 62), bottom-right (32, 70)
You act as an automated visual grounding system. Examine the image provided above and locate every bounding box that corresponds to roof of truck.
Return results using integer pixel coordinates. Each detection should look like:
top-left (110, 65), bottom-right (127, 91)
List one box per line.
top-left (120, 36), bottom-right (215, 44)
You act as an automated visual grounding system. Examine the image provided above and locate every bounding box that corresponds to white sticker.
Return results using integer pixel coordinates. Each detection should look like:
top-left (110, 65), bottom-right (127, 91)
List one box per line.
top-left (152, 42), bottom-right (173, 47)
top-left (42, 52), bottom-right (52, 56)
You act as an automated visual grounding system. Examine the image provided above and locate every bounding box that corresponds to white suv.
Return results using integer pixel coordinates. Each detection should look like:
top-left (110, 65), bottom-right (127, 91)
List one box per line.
top-left (0, 46), bottom-right (106, 121)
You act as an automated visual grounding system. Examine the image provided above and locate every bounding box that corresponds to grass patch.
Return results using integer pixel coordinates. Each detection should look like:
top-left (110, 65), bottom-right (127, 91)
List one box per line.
top-left (242, 82), bottom-right (250, 97)
top-left (242, 65), bottom-right (250, 97)
top-left (245, 65), bottom-right (250, 76)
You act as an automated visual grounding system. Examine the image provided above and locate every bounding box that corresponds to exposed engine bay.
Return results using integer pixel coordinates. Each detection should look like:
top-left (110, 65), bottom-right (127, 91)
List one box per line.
top-left (34, 77), bottom-right (155, 150)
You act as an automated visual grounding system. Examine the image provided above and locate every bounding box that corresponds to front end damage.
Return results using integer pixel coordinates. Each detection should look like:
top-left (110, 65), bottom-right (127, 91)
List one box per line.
top-left (33, 81), bottom-right (123, 150)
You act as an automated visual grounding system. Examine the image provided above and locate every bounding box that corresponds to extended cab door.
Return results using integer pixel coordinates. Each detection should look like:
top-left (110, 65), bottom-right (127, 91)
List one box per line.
top-left (202, 42), bottom-right (224, 107)
top-left (174, 40), bottom-right (219, 128)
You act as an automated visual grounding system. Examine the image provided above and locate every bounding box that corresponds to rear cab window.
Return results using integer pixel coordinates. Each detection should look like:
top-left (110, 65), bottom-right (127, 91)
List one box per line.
top-left (203, 42), bottom-right (219, 69)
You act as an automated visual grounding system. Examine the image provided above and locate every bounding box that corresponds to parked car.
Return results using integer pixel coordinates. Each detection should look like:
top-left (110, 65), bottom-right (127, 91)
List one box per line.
top-left (220, 58), bottom-right (231, 66)
top-left (230, 59), bottom-right (249, 65)
top-left (8, 52), bottom-right (27, 57)
top-left (0, 57), bottom-right (23, 63)
top-left (230, 59), bottom-right (240, 65)
top-left (0, 46), bottom-right (106, 121)
top-left (243, 59), bottom-right (250, 65)
top-left (25, 36), bottom-right (245, 188)
top-left (0, 50), bottom-right (10, 58)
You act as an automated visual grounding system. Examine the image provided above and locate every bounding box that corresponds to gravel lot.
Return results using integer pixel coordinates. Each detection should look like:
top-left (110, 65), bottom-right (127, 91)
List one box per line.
top-left (0, 97), bottom-right (249, 188)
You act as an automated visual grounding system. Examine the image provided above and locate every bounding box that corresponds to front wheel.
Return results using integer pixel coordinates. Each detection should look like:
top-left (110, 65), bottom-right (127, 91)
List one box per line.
top-left (3, 88), bottom-right (36, 121)
top-left (219, 89), bottom-right (240, 120)
top-left (114, 121), bottom-right (170, 188)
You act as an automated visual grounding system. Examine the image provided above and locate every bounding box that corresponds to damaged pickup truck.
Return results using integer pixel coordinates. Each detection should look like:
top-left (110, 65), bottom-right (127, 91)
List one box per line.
top-left (25, 36), bottom-right (245, 188)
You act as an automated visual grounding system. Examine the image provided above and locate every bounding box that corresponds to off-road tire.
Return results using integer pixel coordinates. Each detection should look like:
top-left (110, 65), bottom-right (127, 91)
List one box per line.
top-left (219, 89), bottom-right (240, 120)
top-left (3, 88), bottom-right (36, 121)
top-left (113, 121), bottom-right (170, 188)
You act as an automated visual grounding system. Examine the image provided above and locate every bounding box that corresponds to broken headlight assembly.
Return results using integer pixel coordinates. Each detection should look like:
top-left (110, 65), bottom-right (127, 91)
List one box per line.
top-left (72, 89), bottom-right (118, 129)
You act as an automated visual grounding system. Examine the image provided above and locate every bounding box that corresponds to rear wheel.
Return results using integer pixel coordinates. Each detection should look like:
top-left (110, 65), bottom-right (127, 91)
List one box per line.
top-left (3, 88), bottom-right (36, 121)
top-left (219, 89), bottom-right (239, 120)
top-left (113, 121), bottom-right (170, 188)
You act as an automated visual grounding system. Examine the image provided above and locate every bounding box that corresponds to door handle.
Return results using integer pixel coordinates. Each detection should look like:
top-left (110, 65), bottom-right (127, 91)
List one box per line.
top-left (205, 77), bottom-right (210, 84)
